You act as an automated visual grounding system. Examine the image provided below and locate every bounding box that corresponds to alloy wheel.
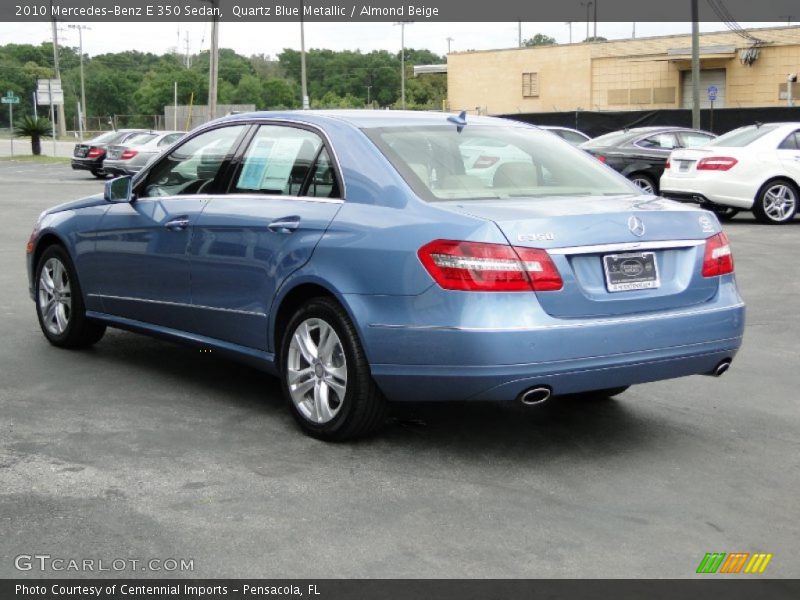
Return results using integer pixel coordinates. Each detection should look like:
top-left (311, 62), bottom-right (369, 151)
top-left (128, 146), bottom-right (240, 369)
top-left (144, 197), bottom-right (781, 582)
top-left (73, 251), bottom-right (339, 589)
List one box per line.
top-left (762, 183), bottom-right (797, 222)
top-left (631, 177), bottom-right (655, 195)
top-left (286, 318), bottom-right (348, 424)
top-left (38, 257), bottom-right (72, 335)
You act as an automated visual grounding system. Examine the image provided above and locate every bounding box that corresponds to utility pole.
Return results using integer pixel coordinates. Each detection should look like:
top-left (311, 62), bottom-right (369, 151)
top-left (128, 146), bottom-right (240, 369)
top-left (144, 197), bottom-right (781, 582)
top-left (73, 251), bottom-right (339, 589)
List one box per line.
top-left (300, 1), bottom-right (309, 109)
top-left (593, 0), bottom-right (598, 40)
top-left (207, 0), bottom-right (219, 120)
top-left (49, 3), bottom-right (66, 137)
top-left (691, 0), bottom-right (700, 129)
top-left (582, 2), bottom-right (592, 41)
top-left (518, 21), bottom-right (522, 47)
top-left (446, 36), bottom-right (454, 54)
top-left (184, 33), bottom-right (191, 68)
top-left (565, 22), bottom-right (573, 44)
top-left (365, 85), bottom-right (372, 106)
top-left (395, 21), bottom-right (413, 109)
top-left (68, 25), bottom-right (89, 138)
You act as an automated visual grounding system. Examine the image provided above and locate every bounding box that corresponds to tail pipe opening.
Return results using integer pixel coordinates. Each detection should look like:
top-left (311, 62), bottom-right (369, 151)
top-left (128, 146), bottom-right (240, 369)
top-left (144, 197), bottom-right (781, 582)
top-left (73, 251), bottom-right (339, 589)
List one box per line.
top-left (518, 386), bottom-right (552, 406)
top-left (707, 358), bottom-right (732, 377)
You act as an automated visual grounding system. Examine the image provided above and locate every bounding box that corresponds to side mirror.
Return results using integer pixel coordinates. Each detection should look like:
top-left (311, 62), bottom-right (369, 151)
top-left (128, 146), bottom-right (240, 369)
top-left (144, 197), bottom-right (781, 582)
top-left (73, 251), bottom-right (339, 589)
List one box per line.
top-left (104, 176), bottom-right (133, 203)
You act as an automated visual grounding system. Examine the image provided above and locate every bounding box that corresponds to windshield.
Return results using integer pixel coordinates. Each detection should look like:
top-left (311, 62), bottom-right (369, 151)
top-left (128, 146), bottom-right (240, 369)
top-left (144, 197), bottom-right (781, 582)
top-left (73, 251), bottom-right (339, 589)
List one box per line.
top-left (708, 124), bottom-right (780, 147)
top-left (364, 125), bottom-right (636, 202)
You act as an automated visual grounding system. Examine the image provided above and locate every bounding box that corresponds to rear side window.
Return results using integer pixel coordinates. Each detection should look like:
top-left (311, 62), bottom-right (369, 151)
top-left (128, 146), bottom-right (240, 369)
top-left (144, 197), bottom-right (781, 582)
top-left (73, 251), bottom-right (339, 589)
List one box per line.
top-left (158, 133), bottom-right (184, 147)
top-left (637, 133), bottom-right (679, 149)
top-left (778, 131), bottom-right (800, 150)
top-left (233, 125), bottom-right (339, 198)
top-left (680, 132), bottom-right (715, 148)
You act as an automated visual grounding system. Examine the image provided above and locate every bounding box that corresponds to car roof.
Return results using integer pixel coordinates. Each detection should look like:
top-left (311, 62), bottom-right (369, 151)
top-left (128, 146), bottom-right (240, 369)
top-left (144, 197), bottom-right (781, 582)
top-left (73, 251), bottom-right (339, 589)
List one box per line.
top-left (218, 110), bottom-right (532, 130)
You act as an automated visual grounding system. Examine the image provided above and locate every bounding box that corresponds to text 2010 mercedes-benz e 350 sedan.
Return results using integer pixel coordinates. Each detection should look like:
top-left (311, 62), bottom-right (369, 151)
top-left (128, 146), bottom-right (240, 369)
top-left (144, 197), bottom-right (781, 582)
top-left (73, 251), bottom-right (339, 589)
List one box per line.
top-left (27, 111), bottom-right (745, 440)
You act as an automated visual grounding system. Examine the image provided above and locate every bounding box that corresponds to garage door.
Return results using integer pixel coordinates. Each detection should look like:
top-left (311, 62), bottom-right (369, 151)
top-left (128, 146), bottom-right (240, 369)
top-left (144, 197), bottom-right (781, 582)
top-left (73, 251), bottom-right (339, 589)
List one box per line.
top-left (681, 69), bottom-right (726, 108)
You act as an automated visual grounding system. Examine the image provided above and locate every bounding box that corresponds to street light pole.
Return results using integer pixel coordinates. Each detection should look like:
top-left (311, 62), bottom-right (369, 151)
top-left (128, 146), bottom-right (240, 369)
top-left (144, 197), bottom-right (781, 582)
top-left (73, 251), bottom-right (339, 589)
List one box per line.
top-left (68, 24), bottom-right (89, 139)
top-left (49, 2), bottom-right (66, 137)
top-left (446, 36), bottom-right (453, 54)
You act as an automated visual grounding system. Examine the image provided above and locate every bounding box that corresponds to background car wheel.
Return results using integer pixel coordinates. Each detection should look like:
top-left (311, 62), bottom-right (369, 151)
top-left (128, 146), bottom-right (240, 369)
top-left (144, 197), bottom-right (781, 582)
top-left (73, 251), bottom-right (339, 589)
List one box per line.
top-left (281, 297), bottom-right (387, 441)
top-left (90, 168), bottom-right (107, 179)
top-left (35, 245), bottom-right (106, 348)
top-left (629, 174), bottom-right (656, 195)
top-left (753, 179), bottom-right (798, 224)
top-left (709, 205), bottom-right (740, 221)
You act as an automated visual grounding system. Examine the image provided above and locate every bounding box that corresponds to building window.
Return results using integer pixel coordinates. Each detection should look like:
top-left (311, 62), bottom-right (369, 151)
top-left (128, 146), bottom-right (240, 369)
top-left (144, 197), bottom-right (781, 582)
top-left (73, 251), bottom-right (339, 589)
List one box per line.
top-left (522, 72), bottom-right (539, 98)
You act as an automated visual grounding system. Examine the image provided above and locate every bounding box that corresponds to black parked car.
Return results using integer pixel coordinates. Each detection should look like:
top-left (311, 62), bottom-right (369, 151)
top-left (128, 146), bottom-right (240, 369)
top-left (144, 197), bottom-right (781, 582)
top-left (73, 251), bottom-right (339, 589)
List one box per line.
top-left (71, 129), bottom-right (146, 178)
top-left (580, 127), bottom-right (716, 194)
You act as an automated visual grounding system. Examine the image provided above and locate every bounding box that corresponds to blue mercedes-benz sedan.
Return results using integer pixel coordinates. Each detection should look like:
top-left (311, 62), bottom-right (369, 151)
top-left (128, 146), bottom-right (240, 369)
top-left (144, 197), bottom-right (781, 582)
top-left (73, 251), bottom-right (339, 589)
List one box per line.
top-left (26, 111), bottom-right (745, 440)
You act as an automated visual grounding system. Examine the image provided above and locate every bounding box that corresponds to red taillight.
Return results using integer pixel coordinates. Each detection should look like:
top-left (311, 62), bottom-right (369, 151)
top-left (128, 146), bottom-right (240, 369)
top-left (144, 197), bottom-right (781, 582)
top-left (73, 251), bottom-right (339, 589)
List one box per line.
top-left (120, 149), bottom-right (138, 160)
top-left (418, 240), bottom-right (563, 292)
top-left (595, 154), bottom-right (607, 163)
top-left (472, 155), bottom-right (499, 169)
top-left (702, 232), bottom-right (734, 277)
top-left (664, 158), bottom-right (671, 169)
top-left (86, 147), bottom-right (104, 159)
top-left (697, 156), bottom-right (738, 171)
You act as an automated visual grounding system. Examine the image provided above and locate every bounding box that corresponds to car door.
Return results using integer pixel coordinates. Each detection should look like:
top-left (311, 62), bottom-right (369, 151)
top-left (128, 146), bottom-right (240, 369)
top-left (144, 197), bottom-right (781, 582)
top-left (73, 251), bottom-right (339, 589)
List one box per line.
top-left (90, 124), bottom-right (249, 331)
top-left (188, 123), bottom-right (343, 351)
top-left (777, 129), bottom-right (800, 180)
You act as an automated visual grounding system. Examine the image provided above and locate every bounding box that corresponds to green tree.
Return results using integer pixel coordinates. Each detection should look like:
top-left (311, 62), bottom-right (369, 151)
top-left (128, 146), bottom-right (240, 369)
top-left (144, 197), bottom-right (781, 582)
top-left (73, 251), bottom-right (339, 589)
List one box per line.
top-left (523, 34), bottom-right (557, 47)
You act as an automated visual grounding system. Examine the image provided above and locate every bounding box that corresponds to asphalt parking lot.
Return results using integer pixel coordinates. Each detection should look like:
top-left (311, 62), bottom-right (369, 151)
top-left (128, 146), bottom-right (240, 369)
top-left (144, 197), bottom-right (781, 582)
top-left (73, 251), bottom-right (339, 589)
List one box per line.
top-left (0, 160), bottom-right (798, 579)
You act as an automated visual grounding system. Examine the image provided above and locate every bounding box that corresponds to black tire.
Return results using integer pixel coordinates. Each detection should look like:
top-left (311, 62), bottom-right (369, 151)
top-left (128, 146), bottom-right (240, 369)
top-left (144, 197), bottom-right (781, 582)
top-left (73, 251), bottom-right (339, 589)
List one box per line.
top-left (90, 168), bottom-right (107, 179)
top-left (753, 179), bottom-right (798, 224)
top-left (629, 173), bottom-right (657, 195)
top-left (709, 205), bottom-right (740, 221)
top-left (280, 297), bottom-right (387, 441)
top-left (560, 386), bottom-right (630, 401)
top-left (34, 244), bottom-right (106, 348)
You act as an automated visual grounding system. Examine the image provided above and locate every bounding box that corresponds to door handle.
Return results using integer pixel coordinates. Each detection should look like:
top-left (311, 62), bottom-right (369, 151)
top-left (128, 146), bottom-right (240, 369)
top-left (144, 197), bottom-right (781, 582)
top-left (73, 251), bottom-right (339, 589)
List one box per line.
top-left (268, 216), bottom-right (301, 234)
top-left (165, 218), bottom-right (190, 231)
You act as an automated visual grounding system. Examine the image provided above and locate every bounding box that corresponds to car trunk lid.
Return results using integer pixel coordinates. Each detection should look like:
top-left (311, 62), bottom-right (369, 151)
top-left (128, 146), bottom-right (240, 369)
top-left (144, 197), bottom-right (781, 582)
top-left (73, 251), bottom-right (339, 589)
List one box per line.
top-left (440, 195), bottom-right (721, 318)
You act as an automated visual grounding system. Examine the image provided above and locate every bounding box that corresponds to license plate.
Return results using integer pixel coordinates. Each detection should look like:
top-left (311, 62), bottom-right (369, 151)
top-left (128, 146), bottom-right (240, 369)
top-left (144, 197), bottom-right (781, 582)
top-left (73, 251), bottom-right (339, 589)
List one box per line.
top-left (678, 160), bottom-right (693, 172)
top-left (603, 252), bottom-right (660, 292)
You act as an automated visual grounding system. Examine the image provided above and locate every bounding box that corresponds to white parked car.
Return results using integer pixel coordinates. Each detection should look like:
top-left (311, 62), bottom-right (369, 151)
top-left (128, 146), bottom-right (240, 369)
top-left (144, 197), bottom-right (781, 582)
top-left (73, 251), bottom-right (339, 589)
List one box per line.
top-left (661, 122), bottom-right (800, 224)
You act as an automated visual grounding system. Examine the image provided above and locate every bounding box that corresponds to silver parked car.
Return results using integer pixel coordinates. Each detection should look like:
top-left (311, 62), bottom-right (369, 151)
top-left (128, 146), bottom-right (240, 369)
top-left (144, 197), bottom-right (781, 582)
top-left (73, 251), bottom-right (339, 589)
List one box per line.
top-left (103, 130), bottom-right (186, 176)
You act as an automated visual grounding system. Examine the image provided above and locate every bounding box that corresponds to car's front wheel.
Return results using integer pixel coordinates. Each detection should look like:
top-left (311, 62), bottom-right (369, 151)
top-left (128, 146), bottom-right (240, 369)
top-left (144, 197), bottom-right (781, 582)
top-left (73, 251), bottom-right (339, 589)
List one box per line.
top-left (281, 297), bottom-right (387, 441)
top-left (35, 245), bottom-right (106, 348)
top-left (753, 179), bottom-right (798, 224)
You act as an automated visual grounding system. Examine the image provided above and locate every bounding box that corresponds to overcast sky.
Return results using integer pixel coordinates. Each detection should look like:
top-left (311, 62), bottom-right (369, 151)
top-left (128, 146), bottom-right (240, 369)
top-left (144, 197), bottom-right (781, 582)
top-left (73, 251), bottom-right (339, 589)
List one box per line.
top-left (0, 21), bottom-right (789, 60)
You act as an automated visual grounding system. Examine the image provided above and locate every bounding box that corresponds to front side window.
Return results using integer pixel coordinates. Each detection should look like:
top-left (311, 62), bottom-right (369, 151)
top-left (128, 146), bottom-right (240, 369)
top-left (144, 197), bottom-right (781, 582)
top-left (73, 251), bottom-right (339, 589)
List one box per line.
top-left (140, 125), bottom-right (246, 197)
top-left (234, 125), bottom-right (337, 197)
top-left (365, 124), bottom-right (636, 202)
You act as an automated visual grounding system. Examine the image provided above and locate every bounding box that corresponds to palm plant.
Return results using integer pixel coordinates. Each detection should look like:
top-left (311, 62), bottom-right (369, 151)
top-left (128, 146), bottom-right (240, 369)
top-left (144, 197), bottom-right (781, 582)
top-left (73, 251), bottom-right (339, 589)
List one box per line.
top-left (14, 116), bottom-right (53, 156)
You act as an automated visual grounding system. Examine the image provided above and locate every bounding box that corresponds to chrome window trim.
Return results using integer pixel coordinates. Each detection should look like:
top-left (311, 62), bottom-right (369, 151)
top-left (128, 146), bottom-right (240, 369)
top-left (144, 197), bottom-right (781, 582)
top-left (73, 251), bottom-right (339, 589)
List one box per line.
top-left (89, 294), bottom-right (266, 318)
top-left (548, 239), bottom-right (704, 255)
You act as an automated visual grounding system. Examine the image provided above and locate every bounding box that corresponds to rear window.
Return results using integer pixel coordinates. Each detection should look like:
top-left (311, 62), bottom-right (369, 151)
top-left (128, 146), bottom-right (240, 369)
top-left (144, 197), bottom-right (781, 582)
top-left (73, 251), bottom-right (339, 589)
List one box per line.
top-left (89, 131), bottom-right (124, 144)
top-left (124, 133), bottom-right (157, 146)
top-left (708, 124), bottom-right (780, 147)
top-left (581, 130), bottom-right (639, 148)
top-left (364, 124), bottom-right (636, 202)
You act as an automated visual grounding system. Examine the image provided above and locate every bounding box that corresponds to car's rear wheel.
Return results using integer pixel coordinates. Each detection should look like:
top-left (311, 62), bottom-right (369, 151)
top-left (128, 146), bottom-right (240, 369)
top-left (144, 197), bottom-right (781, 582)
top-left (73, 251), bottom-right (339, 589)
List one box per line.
top-left (630, 174), bottom-right (656, 195)
top-left (709, 205), bottom-right (740, 221)
top-left (90, 168), bottom-right (107, 179)
top-left (35, 245), bottom-right (106, 348)
top-left (753, 179), bottom-right (798, 224)
top-left (281, 297), bottom-right (387, 441)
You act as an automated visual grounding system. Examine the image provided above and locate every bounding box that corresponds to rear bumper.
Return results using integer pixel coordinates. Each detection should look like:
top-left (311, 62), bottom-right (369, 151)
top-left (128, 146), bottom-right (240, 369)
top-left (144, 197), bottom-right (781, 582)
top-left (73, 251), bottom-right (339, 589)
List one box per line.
top-left (102, 159), bottom-right (140, 176)
top-left (660, 173), bottom-right (755, 210)
top-left (71, 157), bottom-right (102, 171)
top-left (347, 280), bottom-right (745, 402)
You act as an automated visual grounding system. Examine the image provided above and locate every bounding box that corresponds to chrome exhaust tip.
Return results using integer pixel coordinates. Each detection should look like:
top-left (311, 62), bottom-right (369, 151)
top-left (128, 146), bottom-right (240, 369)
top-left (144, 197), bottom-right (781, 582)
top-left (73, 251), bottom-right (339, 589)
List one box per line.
top-left (518, 386), bottom-right (552, 406)
top-left (708, 359), bottom-right (732, 377)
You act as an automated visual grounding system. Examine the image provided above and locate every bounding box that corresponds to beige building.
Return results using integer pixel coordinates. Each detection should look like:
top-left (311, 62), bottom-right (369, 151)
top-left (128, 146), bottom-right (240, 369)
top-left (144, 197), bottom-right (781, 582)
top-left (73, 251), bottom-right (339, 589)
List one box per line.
top-left (447, 26), bottom-right (800, 115)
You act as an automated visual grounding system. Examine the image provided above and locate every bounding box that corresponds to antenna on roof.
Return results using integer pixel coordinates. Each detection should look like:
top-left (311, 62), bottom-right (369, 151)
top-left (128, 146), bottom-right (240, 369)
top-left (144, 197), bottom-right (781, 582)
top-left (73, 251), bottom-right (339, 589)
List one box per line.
top-left (447, 110), bottom-right (468, 133)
